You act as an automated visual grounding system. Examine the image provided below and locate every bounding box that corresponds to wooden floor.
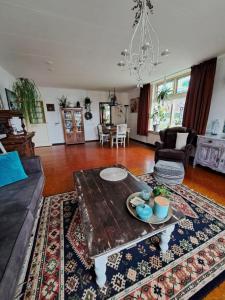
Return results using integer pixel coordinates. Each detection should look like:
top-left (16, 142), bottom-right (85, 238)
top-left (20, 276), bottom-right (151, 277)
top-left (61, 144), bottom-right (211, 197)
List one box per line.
top-left (35, 140), bottom-right (225, 300)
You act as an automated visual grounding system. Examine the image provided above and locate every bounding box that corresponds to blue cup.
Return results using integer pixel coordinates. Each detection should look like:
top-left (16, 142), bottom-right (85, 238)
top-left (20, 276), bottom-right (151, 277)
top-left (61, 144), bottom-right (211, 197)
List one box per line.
top-left (154, 196), bottom-right (170, 219)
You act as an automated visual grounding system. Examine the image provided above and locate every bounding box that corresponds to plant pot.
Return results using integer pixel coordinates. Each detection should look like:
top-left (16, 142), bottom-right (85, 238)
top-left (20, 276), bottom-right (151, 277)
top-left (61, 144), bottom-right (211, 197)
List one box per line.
top-left (153, 124), bottom-right (159, 132)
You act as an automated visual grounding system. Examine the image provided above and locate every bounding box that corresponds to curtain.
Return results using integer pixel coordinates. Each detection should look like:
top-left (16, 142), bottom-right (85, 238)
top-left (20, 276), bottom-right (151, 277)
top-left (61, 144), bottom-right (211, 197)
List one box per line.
top-left (182, 57), bottom-right (217, 135)
top-left (137, 83), bottom-right (151, 136)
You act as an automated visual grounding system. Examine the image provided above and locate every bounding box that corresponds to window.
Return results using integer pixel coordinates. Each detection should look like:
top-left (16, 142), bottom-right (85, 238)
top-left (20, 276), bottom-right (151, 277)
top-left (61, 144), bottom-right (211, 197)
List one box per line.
top-left (150, 72), bottom-right (190, 131)
top-left (30, 101), bottom-right (46, 124)
top-left (157, 80), bottom-right (174, 95)
top-left (176, 75), bottom-right (190, 94)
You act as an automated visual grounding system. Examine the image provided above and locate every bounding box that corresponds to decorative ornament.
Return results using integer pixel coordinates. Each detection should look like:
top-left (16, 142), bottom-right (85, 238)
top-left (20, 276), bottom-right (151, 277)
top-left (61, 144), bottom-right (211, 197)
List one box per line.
top-left (118, 0), bottom-right (165, 87)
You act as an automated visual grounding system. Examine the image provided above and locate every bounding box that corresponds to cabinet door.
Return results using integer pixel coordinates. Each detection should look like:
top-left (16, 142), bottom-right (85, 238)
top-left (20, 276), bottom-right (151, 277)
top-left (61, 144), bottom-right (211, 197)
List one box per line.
top-left (197, 144), bottom-right (221, 168)
top-left (218, 149), bottom-right (225, 172)
top-left (62, 110), bottom-right (76, 144)
top-left (73, 110), bottom-right (85, 143)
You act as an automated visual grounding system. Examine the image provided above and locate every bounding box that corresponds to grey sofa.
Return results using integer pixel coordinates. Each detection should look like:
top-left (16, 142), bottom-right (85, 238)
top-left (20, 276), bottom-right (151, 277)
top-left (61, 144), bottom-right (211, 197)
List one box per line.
top-left (0, 156), bottom-right (44, 300)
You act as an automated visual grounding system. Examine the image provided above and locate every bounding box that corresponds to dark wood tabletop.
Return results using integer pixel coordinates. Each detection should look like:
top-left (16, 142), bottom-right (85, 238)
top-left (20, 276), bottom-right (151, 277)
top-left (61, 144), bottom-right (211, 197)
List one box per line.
top-left (74, 166), bottom-right (184, 258)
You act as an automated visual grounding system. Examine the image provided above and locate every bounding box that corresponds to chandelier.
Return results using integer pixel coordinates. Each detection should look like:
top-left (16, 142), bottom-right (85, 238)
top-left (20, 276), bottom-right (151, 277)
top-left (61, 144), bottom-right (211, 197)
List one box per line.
top-left (118, 0), bottom-right (161, 88)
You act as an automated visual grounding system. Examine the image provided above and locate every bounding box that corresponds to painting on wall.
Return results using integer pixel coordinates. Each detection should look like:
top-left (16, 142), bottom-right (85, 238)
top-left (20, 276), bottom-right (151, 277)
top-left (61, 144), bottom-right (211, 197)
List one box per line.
top-left (5, 88), bottom-right (19, 111)
top-left (130, 97), bottom-right (139, 113)
top-left (46, 103), bottom-right (55, 111)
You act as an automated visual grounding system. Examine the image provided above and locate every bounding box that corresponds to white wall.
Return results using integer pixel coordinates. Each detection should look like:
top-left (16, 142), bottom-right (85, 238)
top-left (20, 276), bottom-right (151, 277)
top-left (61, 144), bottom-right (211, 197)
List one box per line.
top-left (39, 87), bottom-right (129, 144)
top-left (207, 54), bottom-right (225, 134)
top-left (0, 65), bottom-right (15, 109)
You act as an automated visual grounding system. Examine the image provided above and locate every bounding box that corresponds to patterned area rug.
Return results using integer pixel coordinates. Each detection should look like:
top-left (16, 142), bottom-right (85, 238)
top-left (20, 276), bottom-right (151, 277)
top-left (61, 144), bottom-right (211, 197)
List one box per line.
top-left (22, 174), bottom-right (225, 300)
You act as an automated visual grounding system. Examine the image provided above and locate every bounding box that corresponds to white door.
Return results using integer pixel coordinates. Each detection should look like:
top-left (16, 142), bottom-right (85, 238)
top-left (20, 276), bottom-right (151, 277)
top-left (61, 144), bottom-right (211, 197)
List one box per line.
top-left (46, 109), bottom-right (65, 144)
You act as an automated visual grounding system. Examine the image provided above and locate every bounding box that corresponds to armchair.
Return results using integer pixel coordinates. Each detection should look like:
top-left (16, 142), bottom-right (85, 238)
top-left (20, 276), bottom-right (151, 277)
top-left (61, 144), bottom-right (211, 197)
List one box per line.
top-left (155, 127), bottom-right (196, 169)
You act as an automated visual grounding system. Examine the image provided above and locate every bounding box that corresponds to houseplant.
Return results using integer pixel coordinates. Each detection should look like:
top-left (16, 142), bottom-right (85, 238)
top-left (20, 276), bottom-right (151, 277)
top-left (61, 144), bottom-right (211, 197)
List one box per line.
top-left (58, 95), bottom-right (69, 108)
top-left (151, 87), bottom-right (171, 131)
top-left (157, 87), bottom-right (171, 103)
top-left (13, 77), bottom-right (40, 123)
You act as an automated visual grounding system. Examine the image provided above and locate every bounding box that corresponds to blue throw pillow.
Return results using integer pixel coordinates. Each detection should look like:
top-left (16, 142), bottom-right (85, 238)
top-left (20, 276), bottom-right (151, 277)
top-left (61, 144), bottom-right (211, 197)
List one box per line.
top-left (0, 151), bottom-right (28, 187)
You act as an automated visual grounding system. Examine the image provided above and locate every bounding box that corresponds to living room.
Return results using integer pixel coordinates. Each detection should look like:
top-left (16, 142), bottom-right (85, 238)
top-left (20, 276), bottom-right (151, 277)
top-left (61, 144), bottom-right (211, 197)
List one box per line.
top-left (0, 1), bottom-right (225, 300)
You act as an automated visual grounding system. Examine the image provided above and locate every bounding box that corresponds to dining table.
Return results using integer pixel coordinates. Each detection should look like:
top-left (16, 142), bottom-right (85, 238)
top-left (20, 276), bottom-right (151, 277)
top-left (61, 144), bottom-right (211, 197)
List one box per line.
top-left (104, 125), bottom-right (130, 148)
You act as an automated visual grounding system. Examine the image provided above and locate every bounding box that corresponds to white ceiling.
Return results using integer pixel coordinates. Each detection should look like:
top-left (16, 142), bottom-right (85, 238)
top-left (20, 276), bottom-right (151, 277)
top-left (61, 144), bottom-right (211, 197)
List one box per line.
top-left (0, 0), bottom-right (225, 91)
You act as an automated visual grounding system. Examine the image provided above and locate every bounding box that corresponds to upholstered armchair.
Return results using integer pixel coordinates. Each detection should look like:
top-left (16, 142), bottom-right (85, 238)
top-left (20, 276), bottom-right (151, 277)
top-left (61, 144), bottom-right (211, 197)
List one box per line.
top-left (155, 127), bottom-right (197, 169)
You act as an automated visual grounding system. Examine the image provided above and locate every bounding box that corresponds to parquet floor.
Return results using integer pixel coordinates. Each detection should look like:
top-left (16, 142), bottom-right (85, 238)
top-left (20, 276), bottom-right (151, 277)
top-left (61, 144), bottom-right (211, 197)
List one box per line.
top-left (35, 140), bottom-right (225, 300)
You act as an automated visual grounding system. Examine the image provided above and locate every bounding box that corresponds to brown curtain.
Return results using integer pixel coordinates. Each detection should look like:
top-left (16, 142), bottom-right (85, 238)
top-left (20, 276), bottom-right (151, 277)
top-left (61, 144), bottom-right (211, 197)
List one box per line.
top-left (137, 83), bottom-right (151, 136)
top-left (182, 57), bottom-right (217, 134)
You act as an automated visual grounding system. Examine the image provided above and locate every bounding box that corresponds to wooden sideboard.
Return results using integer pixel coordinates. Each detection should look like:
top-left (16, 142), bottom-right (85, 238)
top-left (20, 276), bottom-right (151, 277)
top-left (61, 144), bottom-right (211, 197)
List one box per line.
top-left (0, 110), bottom-right (35, 157)
top-left (194, 134), bottom-right (225, 174)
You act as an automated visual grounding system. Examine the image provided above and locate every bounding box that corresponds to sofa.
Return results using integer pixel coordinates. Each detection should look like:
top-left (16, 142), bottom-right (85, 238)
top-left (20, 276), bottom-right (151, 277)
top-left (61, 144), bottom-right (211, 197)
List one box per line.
top-left (0, 156), bottom-right (44, 300)
top-left (155, 127), bottom-right (197, 169)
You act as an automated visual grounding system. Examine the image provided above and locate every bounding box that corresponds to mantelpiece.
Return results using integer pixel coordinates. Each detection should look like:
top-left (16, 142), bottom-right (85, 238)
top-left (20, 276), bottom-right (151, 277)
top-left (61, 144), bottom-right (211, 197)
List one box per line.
top-left (194, 134), bottom-right (225, 174)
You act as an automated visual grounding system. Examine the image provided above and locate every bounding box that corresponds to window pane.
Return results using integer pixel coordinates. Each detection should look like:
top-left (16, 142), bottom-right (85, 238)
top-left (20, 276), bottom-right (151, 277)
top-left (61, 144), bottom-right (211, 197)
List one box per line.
top-left (171, 97), bottom-right (185, 127)
top-left (158, 102), bottom-right (172, 130)
top-left (157, 81), bottom-right (174, 95)
top-left (176, 76), bottom-right (190, 94)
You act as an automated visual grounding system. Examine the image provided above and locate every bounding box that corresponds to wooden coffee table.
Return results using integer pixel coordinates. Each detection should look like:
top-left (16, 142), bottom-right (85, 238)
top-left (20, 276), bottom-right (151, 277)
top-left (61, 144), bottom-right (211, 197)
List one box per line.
top-left (74, 166), bottom-right (184, 288)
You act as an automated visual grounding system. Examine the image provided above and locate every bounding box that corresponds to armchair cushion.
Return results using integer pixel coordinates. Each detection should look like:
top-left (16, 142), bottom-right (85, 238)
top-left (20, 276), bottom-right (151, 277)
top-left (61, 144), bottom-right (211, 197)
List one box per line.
top-left (157, 149), bottom-right (185, 161)
top-left (164, 132), bottom-right (177, 149)
top-left (175, 132), bottom-right (189, 150)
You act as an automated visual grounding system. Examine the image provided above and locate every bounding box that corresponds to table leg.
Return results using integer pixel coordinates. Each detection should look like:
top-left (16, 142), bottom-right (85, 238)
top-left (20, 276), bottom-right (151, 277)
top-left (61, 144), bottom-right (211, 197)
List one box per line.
top-left (159, 224), bottom-right (175, 253)
top-left (110, 134), bottom-right (113, 148)
top-left (127, 131), bottom-right (130, 145)
top-left (95, 255), bottom-right (108, 288)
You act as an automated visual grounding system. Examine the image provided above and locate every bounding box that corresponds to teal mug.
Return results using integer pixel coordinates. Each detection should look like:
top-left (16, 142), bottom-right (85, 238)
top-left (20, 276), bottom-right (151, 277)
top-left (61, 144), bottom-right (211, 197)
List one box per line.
top-left (154, 196), bottom-right (170, 219)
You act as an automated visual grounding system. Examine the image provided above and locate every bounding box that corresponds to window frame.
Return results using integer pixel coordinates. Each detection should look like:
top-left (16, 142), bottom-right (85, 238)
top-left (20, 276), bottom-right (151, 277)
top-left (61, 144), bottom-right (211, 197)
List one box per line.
top-left (155, 72), bottom-right (190, 100)
top-left (149, 71), bottom-right (190, 131)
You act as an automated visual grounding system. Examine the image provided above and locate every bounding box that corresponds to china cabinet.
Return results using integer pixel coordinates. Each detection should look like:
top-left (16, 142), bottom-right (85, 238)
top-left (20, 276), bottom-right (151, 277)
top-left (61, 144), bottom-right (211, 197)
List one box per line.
top-left (194, 134), bottom-right (225, 174)
top-left (61, 108), bottom-right (85, 145)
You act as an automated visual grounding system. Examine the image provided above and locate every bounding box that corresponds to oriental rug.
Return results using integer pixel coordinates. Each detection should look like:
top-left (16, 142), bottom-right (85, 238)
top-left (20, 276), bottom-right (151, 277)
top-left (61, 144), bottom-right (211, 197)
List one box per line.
top-left (21, 174), bottom-right (225, 300)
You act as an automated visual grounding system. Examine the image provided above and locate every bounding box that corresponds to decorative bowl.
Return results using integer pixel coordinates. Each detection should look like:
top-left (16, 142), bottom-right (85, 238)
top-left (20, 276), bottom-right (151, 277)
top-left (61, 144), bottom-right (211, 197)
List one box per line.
top-left (136, 204), bottom-right (153, 221)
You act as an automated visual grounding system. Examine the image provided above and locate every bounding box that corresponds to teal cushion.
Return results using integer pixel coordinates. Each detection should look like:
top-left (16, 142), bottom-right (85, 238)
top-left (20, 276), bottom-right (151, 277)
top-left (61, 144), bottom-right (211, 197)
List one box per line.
top-left (0, 151), bottom-right (28, 187)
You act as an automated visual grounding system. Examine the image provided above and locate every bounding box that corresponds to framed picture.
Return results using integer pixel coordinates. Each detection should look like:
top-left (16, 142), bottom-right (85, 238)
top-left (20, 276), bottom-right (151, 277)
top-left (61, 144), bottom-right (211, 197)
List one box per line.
top-left (46, 103), bottom-right (55, 111)
top-left (5, 88), bottom-right (19, 111)
top-left (0, 91), bottom-right (4, 109)
top-left (130, 97), bottom-right (139, 113)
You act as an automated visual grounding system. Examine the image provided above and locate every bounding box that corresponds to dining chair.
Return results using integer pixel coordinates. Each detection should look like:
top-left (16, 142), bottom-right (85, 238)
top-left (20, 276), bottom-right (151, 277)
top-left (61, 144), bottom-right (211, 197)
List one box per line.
top-left (112, 124), bottom-right (127, 148)
top-left (97, 124), bottom-right (109, 145)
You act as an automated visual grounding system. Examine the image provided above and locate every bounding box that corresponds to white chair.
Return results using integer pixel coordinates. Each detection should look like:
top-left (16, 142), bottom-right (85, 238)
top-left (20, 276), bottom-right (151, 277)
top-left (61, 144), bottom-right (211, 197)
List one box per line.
top-left (112, 124), bottom-right (127, 148)
top-left (97, 124), bottom-right (109, 145)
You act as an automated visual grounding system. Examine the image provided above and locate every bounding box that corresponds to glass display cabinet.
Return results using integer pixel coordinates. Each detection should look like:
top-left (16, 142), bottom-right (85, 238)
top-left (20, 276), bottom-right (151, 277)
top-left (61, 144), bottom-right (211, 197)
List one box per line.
top-left (61, 108), bottom-right (85, 144)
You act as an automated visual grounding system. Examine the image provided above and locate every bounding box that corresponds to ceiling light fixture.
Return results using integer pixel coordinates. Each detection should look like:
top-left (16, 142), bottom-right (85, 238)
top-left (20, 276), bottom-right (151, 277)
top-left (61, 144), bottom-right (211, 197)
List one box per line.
top-left (118, 0), bottom-right (165, 88)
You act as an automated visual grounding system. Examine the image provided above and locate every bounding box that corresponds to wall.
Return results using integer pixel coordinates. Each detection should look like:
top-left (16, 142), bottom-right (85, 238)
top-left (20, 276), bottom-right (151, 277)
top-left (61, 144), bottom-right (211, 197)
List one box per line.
top-left (207, 54), bottom-right (225, 134)
top-left (39, 87), bottom-right (129, 144)
top-left (0, 65), bottom-right (15, 109)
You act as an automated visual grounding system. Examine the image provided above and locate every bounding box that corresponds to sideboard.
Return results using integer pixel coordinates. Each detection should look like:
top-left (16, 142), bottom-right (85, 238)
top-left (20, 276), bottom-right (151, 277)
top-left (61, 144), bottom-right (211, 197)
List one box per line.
top-left (194, 134), bottom-right (225, 174)
top-left (0, 110), bottom-right (35, 157)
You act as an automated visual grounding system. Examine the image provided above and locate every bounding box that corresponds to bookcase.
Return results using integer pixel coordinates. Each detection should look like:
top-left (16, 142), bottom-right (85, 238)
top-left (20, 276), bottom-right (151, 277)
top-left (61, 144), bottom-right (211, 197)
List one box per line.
top-left (61, 108), bottom-right (85, 145)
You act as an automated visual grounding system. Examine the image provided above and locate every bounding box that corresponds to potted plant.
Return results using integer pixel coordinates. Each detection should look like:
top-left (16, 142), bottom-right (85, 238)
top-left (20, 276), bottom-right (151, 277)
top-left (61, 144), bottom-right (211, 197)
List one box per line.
top-left (157, 87), bottom-right (171, 103)
top-left (13, 77), bottom-right (40, 123)
top-left (58, 95), bottom-right (70, 108)
top-left (151, 106), bottom-right (160, 132)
